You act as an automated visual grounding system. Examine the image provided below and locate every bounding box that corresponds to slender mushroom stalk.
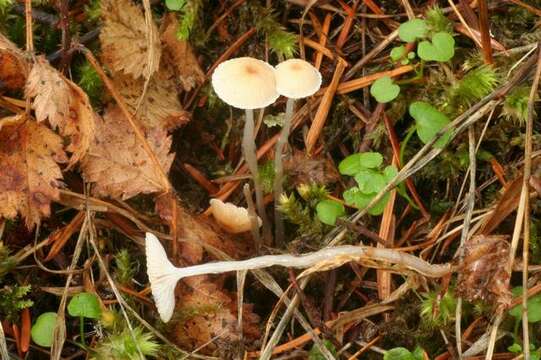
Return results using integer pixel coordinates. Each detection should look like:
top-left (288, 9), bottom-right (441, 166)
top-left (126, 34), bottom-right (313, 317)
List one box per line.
top-left (273, 59), bottom-right (322, 244)
top-left (145, 232), bottom-right (453, 322)
top-left (211, 57), bottom-right (279, 246)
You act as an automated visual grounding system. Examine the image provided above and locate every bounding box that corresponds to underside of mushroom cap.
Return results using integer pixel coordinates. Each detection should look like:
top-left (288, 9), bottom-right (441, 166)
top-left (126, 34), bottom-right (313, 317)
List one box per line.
top-left (211, 57), bottom-right (279, 109)
top-left (275, 59), bottom-right (322, 99)
top-left (209, 198), bottom-right (262, 233)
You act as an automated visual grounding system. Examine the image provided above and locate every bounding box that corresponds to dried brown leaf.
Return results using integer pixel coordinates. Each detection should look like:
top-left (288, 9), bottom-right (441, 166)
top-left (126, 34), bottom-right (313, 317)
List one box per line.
top-left (0, 33), bottom-right (29, 91)
top-left (112, 65), bottom-right (190, 132)
top-left (283, 149), bottom-right (341, 187)
top-left (457, 235), bottom-right (511, 308)
top-left (81, 106), bottom-right (173, 199)
top-left (160, 13), bottom-right (205, 91)
top-left (100, 0), bottom-right (161, 80)
top-left (0, 115), bottom-right (67, 228)
top-left (25, 57), bottom-right (97, 167)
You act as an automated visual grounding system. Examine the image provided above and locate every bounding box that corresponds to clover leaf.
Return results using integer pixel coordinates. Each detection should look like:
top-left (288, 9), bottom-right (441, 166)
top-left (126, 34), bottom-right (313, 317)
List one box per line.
top-left (398, 19), bottom-right (427, 43)
top-left (338, 152), bottom-right (383, 175)
top-left (316, 200), bottom-right (345, 225)
top-left (31, 312), bottom-right (57, 347)
top-left (343, 188), bottom-right (390, 216)
top-left (370, 76), bottom-right (400, 103)
top-left (384, 347), bottom-right (417, 360)
top-left (354, 169), bottom-right (386, 194)
top-left (417, 32), bottom-right (455, 62)
top-left (409, 101), bottom-right (451, 148)
top-left (68, 292), bottom-right (102, 319)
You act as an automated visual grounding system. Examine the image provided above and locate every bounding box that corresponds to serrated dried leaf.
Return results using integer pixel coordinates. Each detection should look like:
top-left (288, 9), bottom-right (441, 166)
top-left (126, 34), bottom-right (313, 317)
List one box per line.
top-left (0, 115), bottom-right (67, 229)
top-left (81, 106), bottom-right (173, 199)
top-left (100, 0), bottom-right (161, 80)
top-left (25, 57), bottom-right (97, 167)
top-left (0, 33), bottom-right (29, 91)
top-left (457, 235), bottom-right (511, 309)
top-left (160, 13), bottom-right (205, 91)
top-left (283, 150), bottom-right (341, 187)
top-left (112, 65), bottom-right (190, 132)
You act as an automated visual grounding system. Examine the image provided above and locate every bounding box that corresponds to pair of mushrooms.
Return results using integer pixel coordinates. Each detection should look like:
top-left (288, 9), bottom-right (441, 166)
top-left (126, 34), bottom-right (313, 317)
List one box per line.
top-left (211, 57), bottom-right (322, 243)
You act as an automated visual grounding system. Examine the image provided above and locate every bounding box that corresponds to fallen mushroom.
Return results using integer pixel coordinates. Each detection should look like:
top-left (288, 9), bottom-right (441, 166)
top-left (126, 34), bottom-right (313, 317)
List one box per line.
top-left (209, 198), bottom-right (262, 233)
top-left (273, 59), bottom-right (322, 243)
top-left (211, 57), bottom-right (279, 244)
top-left (145, 232), bottom-right (453, 322)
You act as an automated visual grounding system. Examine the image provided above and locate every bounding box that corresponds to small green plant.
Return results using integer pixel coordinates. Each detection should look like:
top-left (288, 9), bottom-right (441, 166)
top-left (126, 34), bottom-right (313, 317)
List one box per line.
top-left (91, 326), bottom-right (160, 360)
top-left (425, 6), bottom-right (453, 34)
top-left (384, 346), bottom-right (424, 360)
top-left (333, 152), bottom-right (398, 216)
top-left (409, 101), bottom-right (451, 148)
top-left (31, 312), bottom-right (57, 348)
top-left (0, 284), bottom-right (33, 322)
top-left (278, 193), bottom-right (323, 236)
top-left (370, 76), bottom-right (400, 103)
top-left (315, 199), bottom-right (345, 226)
top-left (417, 32), bottom-right (455, 62)
top-left (114, 249), bottom-right (136, 285)
top-left (446, 65), bottom-right (499, 112)
top-left (256, 11), bottom-right (298, 59)
top-left (165, 0), bottom-right (200, 40)
top-left (68, 292), bottom-right (102, 345)
top-left (398, 19), bottom-right (427, 42)
top-left (263, 112), bottom-right (285, 128)
top-left (420, 289), bottom-right (457, 328)
top-left (502, 85), bottom-right (531, 123)
top-left (508, 342), bottom-right (541, 360)
top-left (76, 61), bottom-right (103, 105)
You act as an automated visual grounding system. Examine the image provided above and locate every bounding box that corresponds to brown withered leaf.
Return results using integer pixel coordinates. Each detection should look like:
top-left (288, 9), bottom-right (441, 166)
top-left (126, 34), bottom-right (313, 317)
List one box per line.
top-left (25, 57), bottom-right (97, 167)
top-left (283, 149), bottom-right (341, 187)
top-left (81, 106), bottom-right (173, 199)
top-left (0, 33), bottom-right (29, 91)
top-left (0, 115), bottom-right (67, 228)
top-left (456, 235), bottom-right (511, 309)
top-left (160, 13), bottom-right (205, 91)
top-left (173, 279), bottom-right (260, 355)
top-left (112, 65), bottom-right (189, 132)
top-left (100, 0), bottom-right (160, 80)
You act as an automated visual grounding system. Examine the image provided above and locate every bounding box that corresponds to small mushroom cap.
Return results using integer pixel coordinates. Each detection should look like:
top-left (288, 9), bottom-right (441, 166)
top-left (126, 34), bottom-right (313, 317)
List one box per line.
top-left (274, 59), bottom-right (322, 99)
top-left (211, 57), bottom-right (279, 110)
top-left (209, 199), bottom-right (262, 234)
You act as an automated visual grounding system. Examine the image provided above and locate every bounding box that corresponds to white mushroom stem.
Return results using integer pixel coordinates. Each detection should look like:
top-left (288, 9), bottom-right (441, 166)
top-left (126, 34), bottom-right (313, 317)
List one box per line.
top-left (145, 232), bottom-right (453, 322)
top-left (273, 98), bottom-right (296, 244)
top-left (242, 109), bottom-right (271, 243)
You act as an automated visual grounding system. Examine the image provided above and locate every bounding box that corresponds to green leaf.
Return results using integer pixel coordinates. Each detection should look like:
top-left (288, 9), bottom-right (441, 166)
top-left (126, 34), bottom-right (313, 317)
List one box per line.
top-left (417, 32), bottom-right (455, 62)
top-left (338, 152), bottom-right (383, 175)
top-left (509, 287), bottom-right (541, 323)
top-left (316, 200), bottom-right (345, 226)
top-left (343, 188), bottom-right (390, 215)
top-left (398, 19), bottom-right (427, 42)
top-left (354, 169), bottom-right (386, 194)
top-left (384, 347), bottom-right (416, 360)
top-left (370, 76), bottom-right (400, 103)
top-left (412, 346), bottom-right (425, 360)
top-left (390, 46), bottom-right (406, 61)
top-left (165, 0), bottom-right (186, 11)
top-left (508, 343), bottom-right (523, 354)
top-left (409, 101), bottom-right (451, 148)
top-left (31, 312), bottom-right (57, 347)
top-left (68, 292), bottom-right (102, 319)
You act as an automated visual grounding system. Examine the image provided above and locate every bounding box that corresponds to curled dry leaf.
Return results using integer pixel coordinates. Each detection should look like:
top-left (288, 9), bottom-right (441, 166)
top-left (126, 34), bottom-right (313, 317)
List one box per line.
top-left (283, 149), bottom-right (341, 187)
top-left (100, 0), bottom-right (161, 80)
top-left (0, 33), bottom-right (29, 91)
top-left (112, 65), bottom-right (190, 133)
top-left (456, 235), bottom-right (511, 309)
top-left (160, 13), bottom-right (205, 91)
top-left (0, 115), bottom-right (67, 229)
top-left (25, 57), bottom-right (97, 167)
top-left (81, 106), bottom-right (173, 199)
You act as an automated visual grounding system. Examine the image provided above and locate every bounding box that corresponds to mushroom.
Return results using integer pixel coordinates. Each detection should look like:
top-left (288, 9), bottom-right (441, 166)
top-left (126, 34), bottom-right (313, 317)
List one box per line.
top-left (273, 59), bottom-right (322, 243)
top-left (210, 198), bottom-right (262, 234)
top-left (211, 57), bottom-right (279, 244)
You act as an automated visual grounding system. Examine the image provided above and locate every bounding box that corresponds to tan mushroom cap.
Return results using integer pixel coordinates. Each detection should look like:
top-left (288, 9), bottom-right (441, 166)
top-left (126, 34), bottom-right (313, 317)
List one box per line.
top-left (274, 59), bottom-right (322, 99)
top-left (211, 57), bottom-right (279, 110)
top-left (209, 199), bottom-right (262, 234)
